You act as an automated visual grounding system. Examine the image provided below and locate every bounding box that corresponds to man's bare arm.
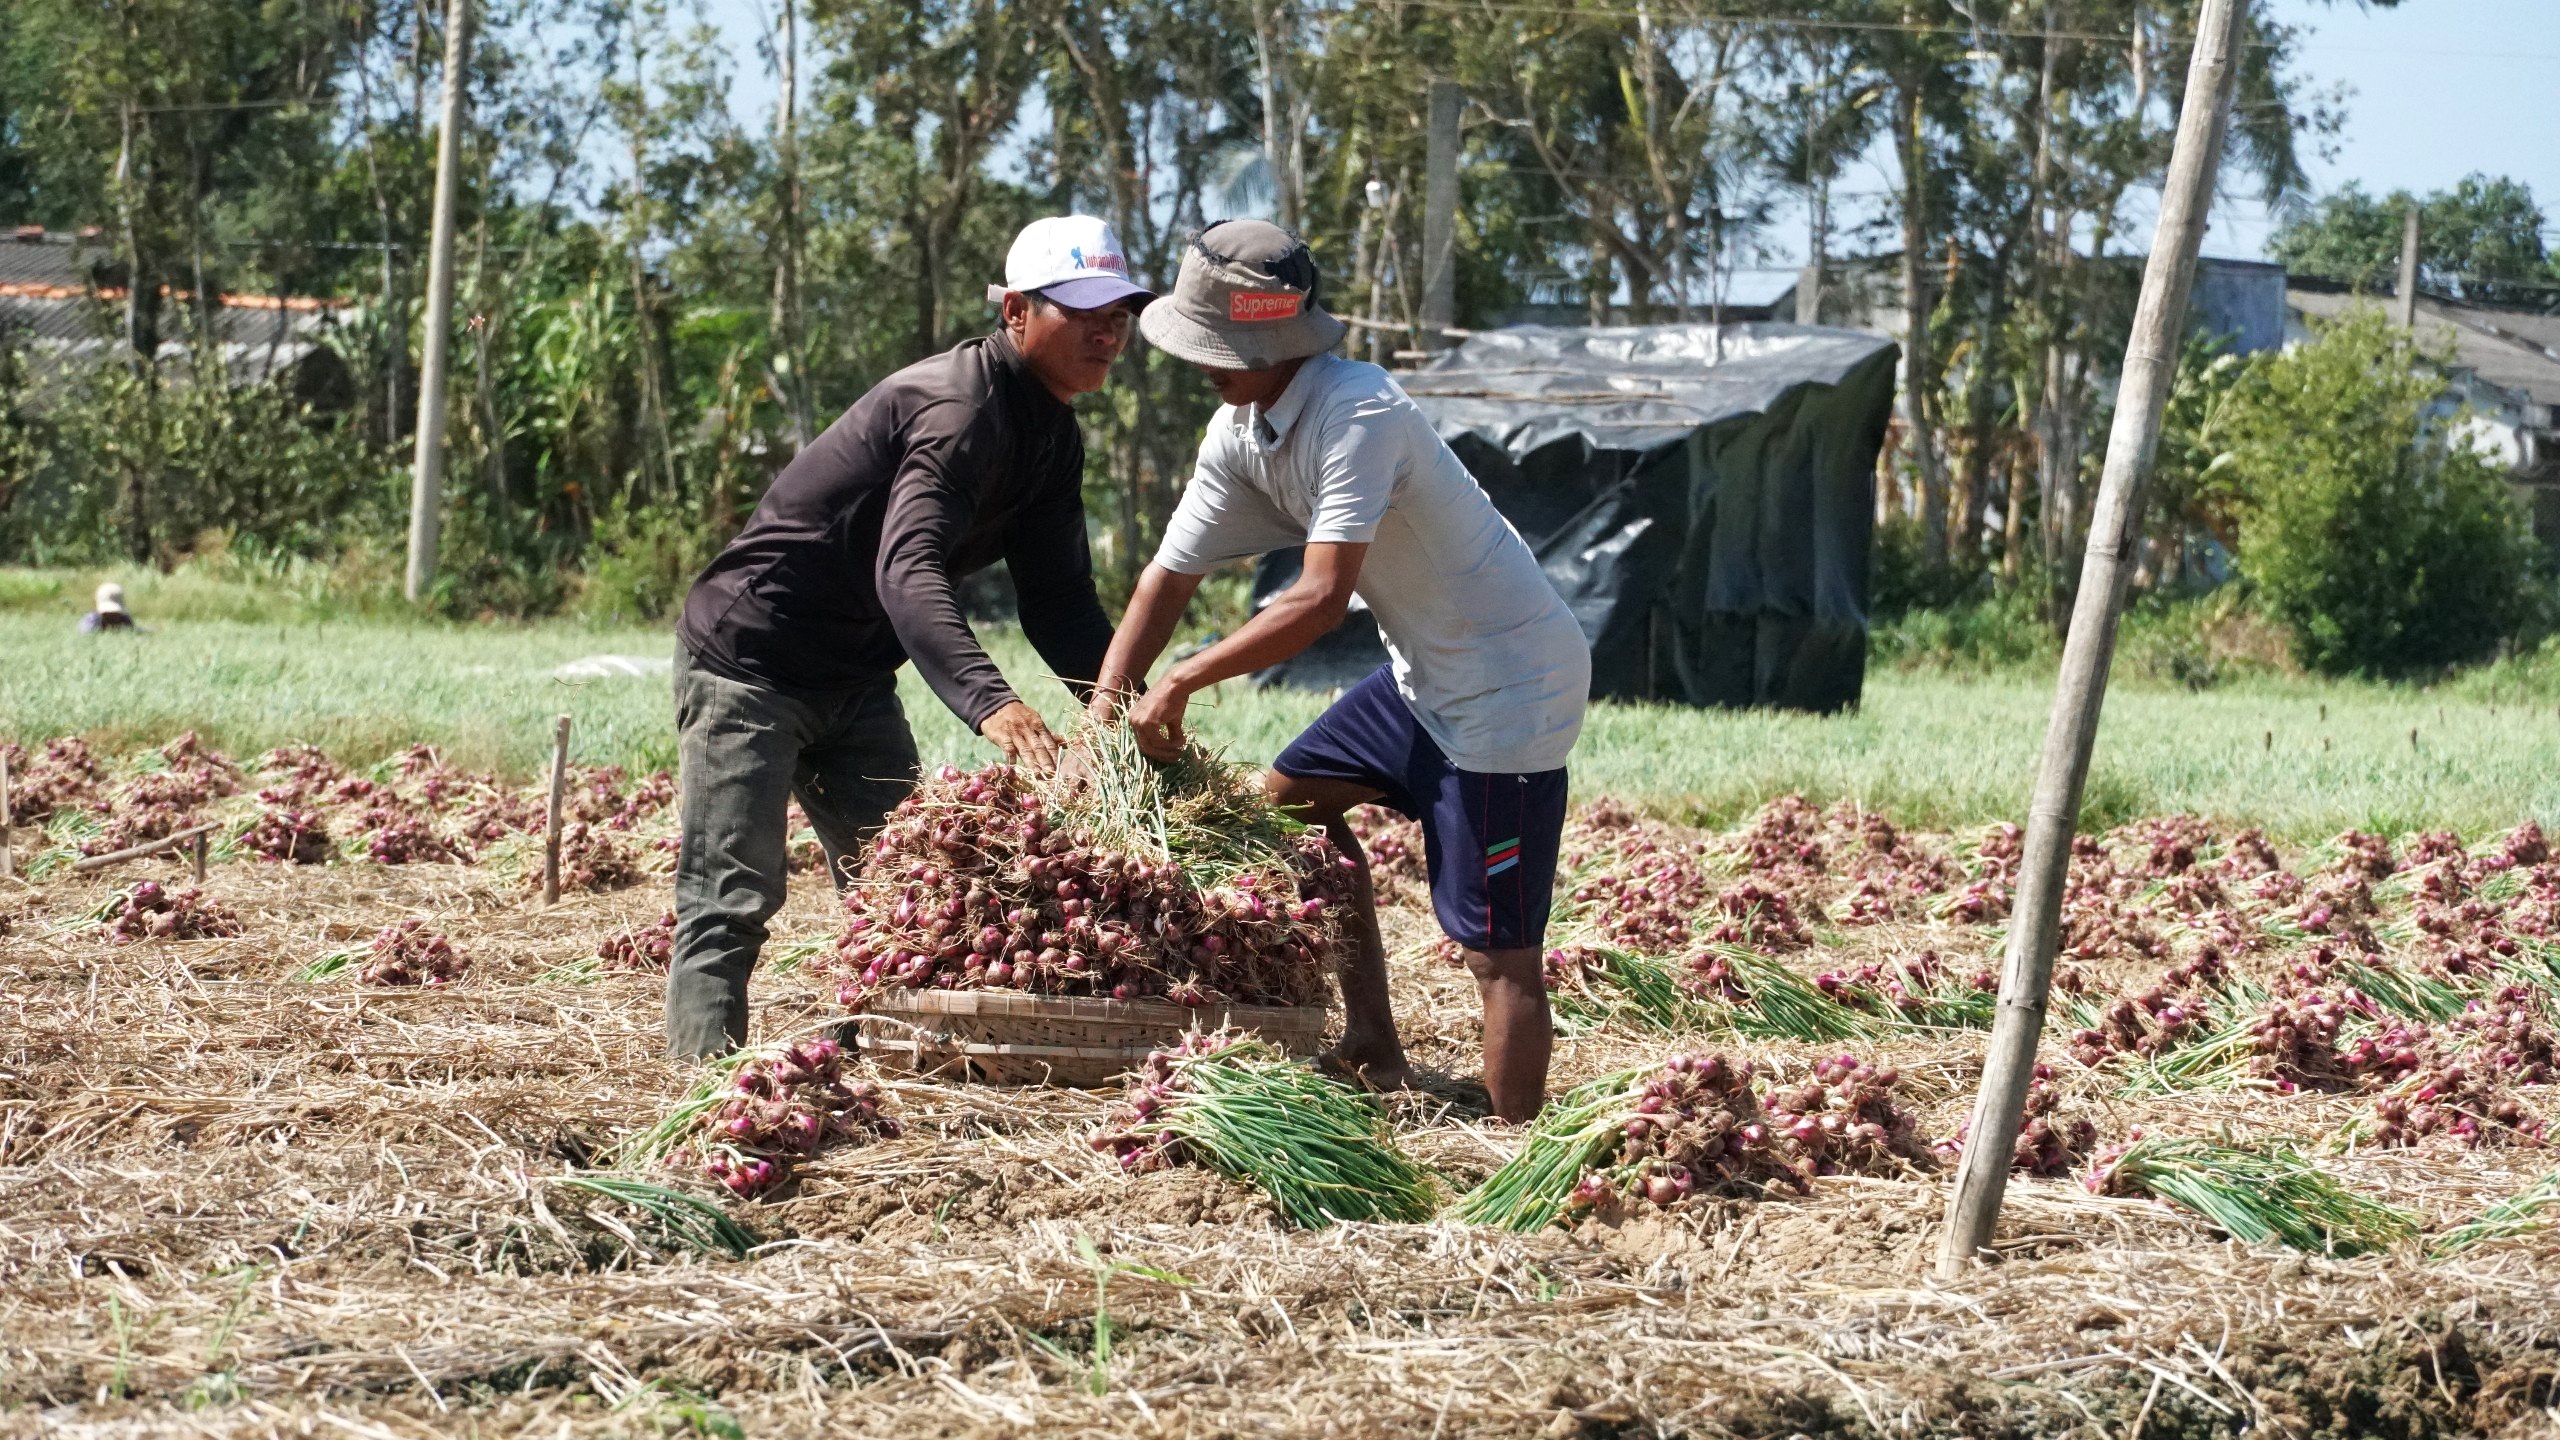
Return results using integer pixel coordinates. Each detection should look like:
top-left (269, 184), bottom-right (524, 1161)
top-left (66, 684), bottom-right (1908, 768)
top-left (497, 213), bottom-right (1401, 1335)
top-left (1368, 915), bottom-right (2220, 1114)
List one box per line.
top-left (1089, 564), bottom-right (1206, 721)
top-left (1161, 543), bottom-right (1365, 694)
top-left (1119, 543), bottom-right (1369, 758)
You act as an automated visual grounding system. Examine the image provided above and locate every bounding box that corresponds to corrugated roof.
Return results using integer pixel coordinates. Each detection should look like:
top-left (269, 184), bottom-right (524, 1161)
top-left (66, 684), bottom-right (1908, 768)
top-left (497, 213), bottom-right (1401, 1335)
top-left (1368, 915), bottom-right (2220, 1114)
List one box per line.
top-left (2288, 285), bottom-right (2560, 414)
top-left (0, 229), bottom-right (349, 351)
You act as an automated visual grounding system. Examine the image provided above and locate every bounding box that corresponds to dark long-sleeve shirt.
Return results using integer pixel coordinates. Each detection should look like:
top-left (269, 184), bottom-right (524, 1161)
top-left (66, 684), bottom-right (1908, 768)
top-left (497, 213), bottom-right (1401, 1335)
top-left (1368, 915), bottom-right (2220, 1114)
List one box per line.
top-left (676, 333), bottom-right (1114, 729)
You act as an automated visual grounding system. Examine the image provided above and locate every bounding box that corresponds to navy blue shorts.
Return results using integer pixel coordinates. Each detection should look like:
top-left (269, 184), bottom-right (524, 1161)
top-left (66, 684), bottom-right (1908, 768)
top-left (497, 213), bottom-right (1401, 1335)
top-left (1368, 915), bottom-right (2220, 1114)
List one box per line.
top-left (1273, 666), bottom-right (1568, 952)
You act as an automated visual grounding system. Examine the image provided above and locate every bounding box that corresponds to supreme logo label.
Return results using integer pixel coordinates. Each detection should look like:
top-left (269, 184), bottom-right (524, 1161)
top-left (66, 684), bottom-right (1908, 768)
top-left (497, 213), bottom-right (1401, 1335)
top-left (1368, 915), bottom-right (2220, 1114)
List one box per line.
top-left (1229, 290), bottom-right (1304, 322)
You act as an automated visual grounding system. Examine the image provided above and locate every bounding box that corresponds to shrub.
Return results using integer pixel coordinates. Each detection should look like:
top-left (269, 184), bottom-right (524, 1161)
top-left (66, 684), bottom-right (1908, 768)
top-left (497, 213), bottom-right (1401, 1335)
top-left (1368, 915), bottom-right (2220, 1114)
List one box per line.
top-left (1870, 586), bottom-right (2055, 672)
top-left (578, 502), bottom-right (726, 624)
top-left (2220, 309), bottom-right (2539, 677)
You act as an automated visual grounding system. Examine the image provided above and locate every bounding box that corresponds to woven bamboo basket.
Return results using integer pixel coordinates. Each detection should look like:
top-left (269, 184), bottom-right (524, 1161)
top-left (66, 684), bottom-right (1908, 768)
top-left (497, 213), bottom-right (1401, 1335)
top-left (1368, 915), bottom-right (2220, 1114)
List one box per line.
top-left (847, 989), bottom-right (1330, 1087)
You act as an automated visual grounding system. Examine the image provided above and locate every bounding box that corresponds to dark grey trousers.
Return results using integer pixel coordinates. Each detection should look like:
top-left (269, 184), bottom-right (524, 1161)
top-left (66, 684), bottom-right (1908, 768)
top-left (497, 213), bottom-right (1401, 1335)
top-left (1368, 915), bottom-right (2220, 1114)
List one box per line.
top-left (667, 644), bottom-right (919, 1056)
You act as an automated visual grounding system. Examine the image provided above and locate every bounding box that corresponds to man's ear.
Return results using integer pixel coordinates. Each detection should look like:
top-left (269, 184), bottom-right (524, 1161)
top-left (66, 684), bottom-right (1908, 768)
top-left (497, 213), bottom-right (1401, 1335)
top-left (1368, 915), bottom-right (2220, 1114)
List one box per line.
top-left (999, 291), bottom-right (1030, 340)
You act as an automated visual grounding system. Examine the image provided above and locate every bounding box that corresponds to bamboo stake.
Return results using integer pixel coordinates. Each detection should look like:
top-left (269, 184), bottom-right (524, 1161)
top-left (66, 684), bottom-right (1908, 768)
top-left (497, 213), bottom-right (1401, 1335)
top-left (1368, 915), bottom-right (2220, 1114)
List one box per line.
top-left (1935, 0), bottom-right (2249, 1280)
top-left (190, 829), bottom-right (207, 883)
top-left (542, 714), bottom-right (572, 906)
top-left (0, 747), bottom-right (12, 881)
top-left (72, 820), bottom-right (223, 873)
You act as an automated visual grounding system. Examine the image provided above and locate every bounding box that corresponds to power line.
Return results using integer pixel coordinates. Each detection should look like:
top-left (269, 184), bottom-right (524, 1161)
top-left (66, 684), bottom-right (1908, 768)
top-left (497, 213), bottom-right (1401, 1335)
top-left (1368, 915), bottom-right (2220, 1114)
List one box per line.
top-left (1364, 0), bottom-right (2560, 59)
top-left (82, 1), bottom-right (2560, 125)
top-left (131, 96), bottom-right (324, 117)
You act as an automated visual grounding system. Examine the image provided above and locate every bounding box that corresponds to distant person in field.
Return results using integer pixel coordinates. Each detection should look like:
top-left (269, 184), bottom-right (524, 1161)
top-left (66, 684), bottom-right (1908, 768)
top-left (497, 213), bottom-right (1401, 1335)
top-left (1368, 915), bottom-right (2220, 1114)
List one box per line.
top-left (79, 582), bottom-right (136, 633)
top-left (665, 216), bottom-right (1150, 1057)
top-left (1088, 220), bottom-right (1591, 1123)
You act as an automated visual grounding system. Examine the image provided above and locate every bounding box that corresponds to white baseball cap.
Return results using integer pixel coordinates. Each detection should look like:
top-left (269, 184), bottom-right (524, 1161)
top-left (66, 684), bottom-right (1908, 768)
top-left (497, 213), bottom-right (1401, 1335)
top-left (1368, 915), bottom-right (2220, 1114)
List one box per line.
top-left (986, 215), bottom-right (1153, 310)
top-left (95, 582), bottom-right (127, 614)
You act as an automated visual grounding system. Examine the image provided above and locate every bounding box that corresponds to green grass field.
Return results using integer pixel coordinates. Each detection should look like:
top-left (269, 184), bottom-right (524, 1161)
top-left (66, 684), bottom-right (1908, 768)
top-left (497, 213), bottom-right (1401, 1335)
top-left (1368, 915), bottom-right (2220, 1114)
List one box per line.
top-left (7, 587), bottom-right (2556, 841)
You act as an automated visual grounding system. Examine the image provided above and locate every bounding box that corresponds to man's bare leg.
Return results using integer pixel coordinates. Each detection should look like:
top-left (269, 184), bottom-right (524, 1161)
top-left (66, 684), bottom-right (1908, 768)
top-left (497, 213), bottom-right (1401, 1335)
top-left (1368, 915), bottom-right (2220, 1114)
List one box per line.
top-left (1265, 772), bottom-right (1413, 1091)
top-left (1462, 946), bottom-right (1551, 1123)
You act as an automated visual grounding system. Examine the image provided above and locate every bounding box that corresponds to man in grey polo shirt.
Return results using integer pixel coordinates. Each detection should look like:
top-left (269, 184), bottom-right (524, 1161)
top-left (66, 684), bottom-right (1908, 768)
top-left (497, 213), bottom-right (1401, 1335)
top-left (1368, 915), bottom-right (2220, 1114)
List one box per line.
top-left (1088, 220), bottom-right (1589, 1122)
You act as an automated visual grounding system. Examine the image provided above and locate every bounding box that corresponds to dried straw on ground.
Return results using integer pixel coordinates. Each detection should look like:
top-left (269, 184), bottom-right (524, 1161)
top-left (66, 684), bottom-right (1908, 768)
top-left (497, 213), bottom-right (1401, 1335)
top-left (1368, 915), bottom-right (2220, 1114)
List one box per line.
top-left (6, 812), bottom-right (2560, 1440)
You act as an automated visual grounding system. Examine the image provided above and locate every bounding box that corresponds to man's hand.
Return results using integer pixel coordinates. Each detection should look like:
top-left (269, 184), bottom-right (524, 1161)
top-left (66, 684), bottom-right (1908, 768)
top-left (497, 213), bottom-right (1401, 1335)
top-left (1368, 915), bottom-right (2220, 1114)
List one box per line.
top-left (1125, 682), bottom-right (1192, 761)
top-left (1085, 680), bottom-right (1136, 730)
top-left (980, 700), bottom-right (1063, 774)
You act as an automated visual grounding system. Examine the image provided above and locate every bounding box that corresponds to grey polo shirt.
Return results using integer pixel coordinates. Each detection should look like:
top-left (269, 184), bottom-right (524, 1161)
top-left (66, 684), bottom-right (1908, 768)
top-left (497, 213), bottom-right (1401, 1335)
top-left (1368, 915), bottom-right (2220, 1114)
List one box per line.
top-left (1154, 351), bottom-right (1589, 774)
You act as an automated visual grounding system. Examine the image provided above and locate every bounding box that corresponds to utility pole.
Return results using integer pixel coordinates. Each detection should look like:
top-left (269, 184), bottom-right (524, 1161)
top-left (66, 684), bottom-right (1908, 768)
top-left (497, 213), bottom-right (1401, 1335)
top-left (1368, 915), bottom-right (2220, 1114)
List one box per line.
top-left (1419, 79), bottom-right (1462, 350)
top-left (1935, 0), bottom-right (2249, 1280)
top-left (2395, 201), bottom-right (2421, 329)
top-left (770, 0), bottom-right (813, 449)
top-left (405, 0), bottom-right (472, 604)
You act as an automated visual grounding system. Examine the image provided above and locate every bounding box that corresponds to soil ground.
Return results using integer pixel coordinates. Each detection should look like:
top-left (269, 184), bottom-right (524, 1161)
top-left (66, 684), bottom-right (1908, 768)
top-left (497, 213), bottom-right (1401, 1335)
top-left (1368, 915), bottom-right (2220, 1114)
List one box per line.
top-left (7, 818), bottom-right (2560, 1439)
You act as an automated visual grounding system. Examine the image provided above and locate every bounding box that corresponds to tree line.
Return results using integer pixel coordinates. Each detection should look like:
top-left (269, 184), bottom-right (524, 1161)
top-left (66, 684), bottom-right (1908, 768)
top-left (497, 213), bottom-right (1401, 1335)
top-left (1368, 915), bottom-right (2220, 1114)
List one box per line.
top-left (0, 0), bottom-right (2550, 630)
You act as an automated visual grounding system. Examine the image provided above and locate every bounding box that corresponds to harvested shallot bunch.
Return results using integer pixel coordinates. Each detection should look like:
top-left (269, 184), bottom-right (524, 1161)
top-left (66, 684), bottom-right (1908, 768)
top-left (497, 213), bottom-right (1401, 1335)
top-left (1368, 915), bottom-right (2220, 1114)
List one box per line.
top-left (599, 912), bottom-right (678, 973)
top-left (0, 737), bottom-right (105, 824)
top-left (94, 881), bottom-right (244, 945)
top-left (359, 919), bottom-right (468, 987)
top-left (1456, 1050), bottom-right (1932, 1231)
top-left (239, 807), bottom-right (332, 865)
top-left (1704, 879), bottom-right (1818, 951)
top-left (1942, 1066), bottom-right (2096, 1176)
top-left (356, 807), bottom-right (464, 865)
top-left (543, 822), bottom-right (644, 895)
top-left (833, 741), bottom-right (1351, 1008)
top-left (677, 1038), bottom-right (900, 1199)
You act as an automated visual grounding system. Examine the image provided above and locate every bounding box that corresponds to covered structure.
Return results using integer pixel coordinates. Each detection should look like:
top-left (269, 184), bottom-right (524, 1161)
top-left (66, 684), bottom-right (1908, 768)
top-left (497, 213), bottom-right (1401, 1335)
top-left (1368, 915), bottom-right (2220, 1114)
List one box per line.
top-left (0, 227), bottom-right (352, 411)
top-left (1251, 322), bottom-right (1899, 712)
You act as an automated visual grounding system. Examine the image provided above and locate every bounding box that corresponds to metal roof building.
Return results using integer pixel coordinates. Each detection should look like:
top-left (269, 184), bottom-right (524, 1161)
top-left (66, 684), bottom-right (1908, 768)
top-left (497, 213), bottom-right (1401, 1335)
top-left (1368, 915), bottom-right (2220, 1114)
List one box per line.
top-left (0, 227), bottom-right (352, 403)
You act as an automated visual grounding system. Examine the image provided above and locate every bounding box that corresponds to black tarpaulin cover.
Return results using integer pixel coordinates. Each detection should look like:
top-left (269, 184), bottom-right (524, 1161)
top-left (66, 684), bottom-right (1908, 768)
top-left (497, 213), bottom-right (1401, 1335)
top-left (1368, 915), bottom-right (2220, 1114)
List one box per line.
top-left (1250, 322), bottom-right (1899, 713)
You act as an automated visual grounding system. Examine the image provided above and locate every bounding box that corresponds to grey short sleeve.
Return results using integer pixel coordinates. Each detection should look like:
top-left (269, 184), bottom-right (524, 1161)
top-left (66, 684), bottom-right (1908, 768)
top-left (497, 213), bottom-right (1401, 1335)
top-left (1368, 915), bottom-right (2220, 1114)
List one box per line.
top-left (1153, 432), bottom-right (1303, 574)
top-left (1303, 391), bottom-right (1403, 545)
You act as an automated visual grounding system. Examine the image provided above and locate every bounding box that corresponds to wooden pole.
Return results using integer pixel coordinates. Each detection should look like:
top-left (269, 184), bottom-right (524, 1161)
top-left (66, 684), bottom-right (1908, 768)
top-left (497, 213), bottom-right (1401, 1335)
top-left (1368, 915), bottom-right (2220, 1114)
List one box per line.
top-left (404, 0), bottom-right (473, 603)
top-left (1418, 78), bottom-right (1462, 350)
top-left (1935, 0), bottom-right (2249, 1280)
top-left (0, 747), bottom-right (13, 881)
top-left (541, 714), bottom-right (572, 906)
top-left (2394, 201), bottom-right (2420, 329)
top-left (71, 820), bottom-right (224, 873)
top-left (190, 829), bottom-right (208, 883)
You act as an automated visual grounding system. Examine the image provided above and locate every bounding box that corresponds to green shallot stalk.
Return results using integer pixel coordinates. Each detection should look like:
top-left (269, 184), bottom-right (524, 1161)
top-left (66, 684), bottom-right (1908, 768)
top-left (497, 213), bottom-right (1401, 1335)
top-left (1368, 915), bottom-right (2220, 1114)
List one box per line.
top-left (536, 955), bottom-right (605, 984)
top-left (1700, 945), bottom-right (1872, 1042)
top-left (2432, 1170), bottom-right (2560, 1258)
top-left (1096, 1036), bottom-right (1437, 1227)
top-left (1548, 947), bottom-right (1705, 1034)
top-left (551, 1175), bottom-right (763, 1259)
top-left (293, 949), bottom-right (362, 983)
top-left (2500, 943), bottom-right (2560, 1004)
top-left (2112, 1018), bottom-right (2263, 1097)
top-left (765, 938), bottom-right (827, 975)
top-left (2088, 1136), bottom-right (2415, 1256)
top-left (1450, 1068), bottom-right (1652, 1233)
top-left (610, 1047), bottom-right (764, 1171)
top-left (2336, 959), bottom-right (2470, 1021)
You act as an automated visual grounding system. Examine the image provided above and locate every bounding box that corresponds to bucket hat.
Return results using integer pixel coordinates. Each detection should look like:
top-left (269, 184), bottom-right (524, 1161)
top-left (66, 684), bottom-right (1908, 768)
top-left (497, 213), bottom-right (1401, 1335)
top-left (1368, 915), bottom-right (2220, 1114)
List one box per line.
top-left (1138, 220), bottom-right (1347, 369)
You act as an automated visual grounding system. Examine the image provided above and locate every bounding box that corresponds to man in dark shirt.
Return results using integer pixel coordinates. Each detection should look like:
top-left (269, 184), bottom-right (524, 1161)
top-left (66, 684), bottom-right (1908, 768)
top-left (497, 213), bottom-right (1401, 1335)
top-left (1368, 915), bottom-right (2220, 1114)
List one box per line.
top-left (666, 215), bottom-right (1149, 1056)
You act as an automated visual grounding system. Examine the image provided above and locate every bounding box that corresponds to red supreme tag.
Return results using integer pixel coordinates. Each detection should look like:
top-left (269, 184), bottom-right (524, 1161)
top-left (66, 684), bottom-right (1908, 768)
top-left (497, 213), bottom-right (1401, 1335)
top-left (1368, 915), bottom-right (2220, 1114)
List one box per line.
top-left (1229, 290), bottom-right (1304, 322)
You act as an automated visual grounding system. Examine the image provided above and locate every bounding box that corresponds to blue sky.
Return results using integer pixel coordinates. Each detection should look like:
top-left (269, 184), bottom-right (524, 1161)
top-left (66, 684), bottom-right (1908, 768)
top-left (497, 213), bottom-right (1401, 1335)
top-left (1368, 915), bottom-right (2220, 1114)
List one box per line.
top-left (697, 0), bottom-right (2559, 278)
top-left (2205, 0), bottom-right (2560, 257)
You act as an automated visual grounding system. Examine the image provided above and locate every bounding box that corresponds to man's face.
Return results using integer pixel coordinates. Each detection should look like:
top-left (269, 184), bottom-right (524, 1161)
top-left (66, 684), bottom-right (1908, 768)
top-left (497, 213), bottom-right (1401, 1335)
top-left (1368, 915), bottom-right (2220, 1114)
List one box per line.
top-left (1201, 363), bottom-right (1291, 410)
top-left (1009, 292), bottom-right (1135, 398)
